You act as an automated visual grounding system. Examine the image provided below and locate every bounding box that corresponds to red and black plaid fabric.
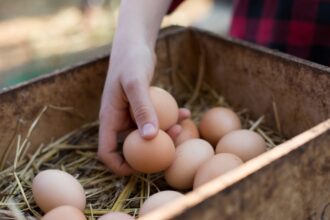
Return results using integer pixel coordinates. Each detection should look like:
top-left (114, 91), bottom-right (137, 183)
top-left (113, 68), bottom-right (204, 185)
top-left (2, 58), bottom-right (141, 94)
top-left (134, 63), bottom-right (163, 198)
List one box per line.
top-left (168, 0), bottom-right (183, 14)
top-left (170, 0), bottom-right (330, 66)
top-left (230, 0), bottom-right (330, 66)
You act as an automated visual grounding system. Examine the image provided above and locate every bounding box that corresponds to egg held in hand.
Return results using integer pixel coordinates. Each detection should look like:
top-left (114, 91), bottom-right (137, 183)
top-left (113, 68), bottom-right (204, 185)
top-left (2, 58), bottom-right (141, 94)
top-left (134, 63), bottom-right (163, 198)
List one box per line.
top-left (123, 129), bottom-right (175, 173)
top-left (139, 190), bottom-right (184, 216)
top-left (165, 139), bottom-right (214, 190)
top-left (32, 169), bottom-right (86, 213)
top-left (41, 206), bottom-right (86, 220)
top-left (199, 107), bottom-right (241, 146)
top-left (193, 153), bottom-right (243, 189)
top-left (174, 119), bottom-right (199, 146)
top-left (216, 129), bottom-right (267, 162)
top-left (130, 86), bottom-right (179, 131)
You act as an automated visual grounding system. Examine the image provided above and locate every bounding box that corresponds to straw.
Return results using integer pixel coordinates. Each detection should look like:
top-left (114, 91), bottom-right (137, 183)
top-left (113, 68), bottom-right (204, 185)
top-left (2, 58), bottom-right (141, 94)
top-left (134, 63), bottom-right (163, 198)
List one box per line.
top-left (272, 100), bottom-right (282, 135)
top-left (6, 198), bottom-right (25, 220)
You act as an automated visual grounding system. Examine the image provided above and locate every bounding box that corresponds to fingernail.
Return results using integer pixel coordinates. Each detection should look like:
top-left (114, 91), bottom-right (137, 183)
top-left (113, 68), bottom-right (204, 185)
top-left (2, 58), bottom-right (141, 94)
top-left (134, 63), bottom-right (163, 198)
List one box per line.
top-left (142, 123), bottom-right (156, 137)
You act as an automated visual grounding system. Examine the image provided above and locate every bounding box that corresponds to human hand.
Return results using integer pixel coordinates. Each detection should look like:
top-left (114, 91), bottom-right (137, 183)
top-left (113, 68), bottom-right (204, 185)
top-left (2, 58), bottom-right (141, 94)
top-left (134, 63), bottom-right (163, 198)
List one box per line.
top-left (98, 43), bottom-right (156, 176)
top-left (98, 43), bottom-right (190, 176)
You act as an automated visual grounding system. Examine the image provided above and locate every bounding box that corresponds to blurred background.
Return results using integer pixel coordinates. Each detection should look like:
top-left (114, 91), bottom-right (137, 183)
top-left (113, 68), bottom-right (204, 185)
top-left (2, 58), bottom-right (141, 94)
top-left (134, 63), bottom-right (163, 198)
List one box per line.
top-left (0, 0), bottom-right (233, 89)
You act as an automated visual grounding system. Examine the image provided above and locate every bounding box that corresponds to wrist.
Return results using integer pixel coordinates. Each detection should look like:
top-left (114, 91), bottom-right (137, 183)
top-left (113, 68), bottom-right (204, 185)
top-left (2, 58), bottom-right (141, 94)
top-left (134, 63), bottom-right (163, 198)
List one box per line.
top-left (109, 36), bottom-right (156, 78)
top-left (114, 24), bottom-right (155, 51)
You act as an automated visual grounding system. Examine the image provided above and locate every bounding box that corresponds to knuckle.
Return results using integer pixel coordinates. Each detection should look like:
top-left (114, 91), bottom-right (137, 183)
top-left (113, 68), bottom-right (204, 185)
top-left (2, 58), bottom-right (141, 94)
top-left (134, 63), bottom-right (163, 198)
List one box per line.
top-left (99, 108), bottom-right (111, 123)
top-left (97, 149), bottom-right (105, 161)
top-left (99, 109), bottom-right (106, 121)
top-left (122, 77), bottom-right (141, 94)
top-left (99, 99), bottom-right (112, 121)
top-left (132, 105), bottom-right (151, 123)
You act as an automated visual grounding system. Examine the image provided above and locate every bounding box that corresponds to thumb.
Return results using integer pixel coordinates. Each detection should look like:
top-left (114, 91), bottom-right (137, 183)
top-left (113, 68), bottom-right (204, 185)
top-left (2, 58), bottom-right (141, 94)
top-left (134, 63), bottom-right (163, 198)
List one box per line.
top-left (124, 80), bottom-right (159, 139)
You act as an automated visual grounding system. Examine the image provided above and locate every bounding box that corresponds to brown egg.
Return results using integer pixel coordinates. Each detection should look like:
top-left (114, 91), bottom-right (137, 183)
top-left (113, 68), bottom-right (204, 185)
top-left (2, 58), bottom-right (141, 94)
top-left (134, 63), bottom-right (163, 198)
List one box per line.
top-left (199, 107), bottom-right (241, 146)
top-left (98, 212), bottom-right (135, 220)
top-left (193, 153), bottom-right (243, 189)
top-left (41, 206), bottom-right (86, 220)
top-left (165, 139), bottom-right (214, 190)
top-left (150, 87), bottom-right (179, 130)
top-left (130, 87), bottom-right (179, 131)
top-left (32, 169), bottom-right (86, 213)
top-left (123, 129), bottom-right (175, 173)
top-left (139, 191), bottom-right (184, 216)
top-left (174, 119), bottom-right (199, 146)
top-left (216, 129), bottom-right (267, 162)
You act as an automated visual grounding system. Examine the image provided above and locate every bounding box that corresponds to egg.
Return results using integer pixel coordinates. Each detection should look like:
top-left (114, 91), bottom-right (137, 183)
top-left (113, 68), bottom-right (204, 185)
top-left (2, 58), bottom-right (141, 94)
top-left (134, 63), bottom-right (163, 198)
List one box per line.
top-left (193, 153), bottom-right (243, 189)
top-left (165, 139), bottom-right (214, 190)
top-left (139, 191), bottom-right (184, 216)
top-left (130, 87), bottom-right (179, 130)
top-left (215, 129), bottom-right (267, 162)
top-left (174, 119), bottom-right (199, 146)
top-left (41, 206), bottom-right (86, 220)
top-left (98, 212), bottom-right (135, 220)
top-left (199, 107), bottom-right (241, 146)
top-left (32, 169), bottom-right (86, 212)
top-left (123, 129), bottom-right (175, 173)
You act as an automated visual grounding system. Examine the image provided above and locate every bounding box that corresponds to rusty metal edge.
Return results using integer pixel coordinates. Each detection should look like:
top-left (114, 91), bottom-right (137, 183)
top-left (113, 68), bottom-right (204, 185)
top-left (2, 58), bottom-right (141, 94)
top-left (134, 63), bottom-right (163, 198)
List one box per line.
top-left (0, 49), bottom-right (109, 95)
top-left (0, 26), bottom-right (180, 96)
top-left (1, 25), bottom-right (328, 97)
top-left (0, 26), bottom-right (184, 96)
top-left (188, 26), bottom-right (330, 73)
top-left (159, 26), bottom-right (330, 75)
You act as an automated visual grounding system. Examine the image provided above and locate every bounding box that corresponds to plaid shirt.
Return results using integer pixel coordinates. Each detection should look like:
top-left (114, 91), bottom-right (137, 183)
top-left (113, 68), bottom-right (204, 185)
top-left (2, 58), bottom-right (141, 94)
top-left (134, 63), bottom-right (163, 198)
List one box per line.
top-left (170, 0), bottom-right (330, 66)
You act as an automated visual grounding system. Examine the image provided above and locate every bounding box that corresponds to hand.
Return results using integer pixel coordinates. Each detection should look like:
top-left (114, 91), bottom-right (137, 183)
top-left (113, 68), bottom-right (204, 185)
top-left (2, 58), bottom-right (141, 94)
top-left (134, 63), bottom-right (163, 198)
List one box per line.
top-left (98, 45), bottom-right (191, 176)
top-left (98, 44), bottom-right (156, 176)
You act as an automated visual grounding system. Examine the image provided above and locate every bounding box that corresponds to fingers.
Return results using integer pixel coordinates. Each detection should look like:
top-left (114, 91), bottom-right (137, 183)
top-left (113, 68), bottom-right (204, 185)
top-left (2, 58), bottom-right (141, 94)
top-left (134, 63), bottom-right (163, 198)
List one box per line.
top-left (117, 128), bottom-right (136, 143)
top-left (123, 79), bottom-right (159, 139)
top-left (178, 108), bottom-right (191, 122)
top-left (98, 99), bottom-right (136, 176)
top-left (98, 121), bottom-right (136, 176)
top-left (166, 124), bottom-right (182, 140)
top-left (97, 146), bottom-right (135, 176)
top-left (166, 108), bottom-right (191, 142)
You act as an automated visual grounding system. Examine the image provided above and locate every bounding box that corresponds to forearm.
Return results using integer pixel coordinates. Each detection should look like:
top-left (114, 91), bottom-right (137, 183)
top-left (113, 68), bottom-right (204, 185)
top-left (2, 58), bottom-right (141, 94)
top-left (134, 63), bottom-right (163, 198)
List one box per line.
top-left (113, 0), bottom-right (172, 50)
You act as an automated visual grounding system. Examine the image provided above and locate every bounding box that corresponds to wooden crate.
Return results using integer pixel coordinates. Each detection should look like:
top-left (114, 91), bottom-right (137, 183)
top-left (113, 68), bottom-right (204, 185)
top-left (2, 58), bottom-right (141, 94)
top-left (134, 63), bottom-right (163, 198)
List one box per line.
top-left (0, 27), bottom-right (329, 219)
